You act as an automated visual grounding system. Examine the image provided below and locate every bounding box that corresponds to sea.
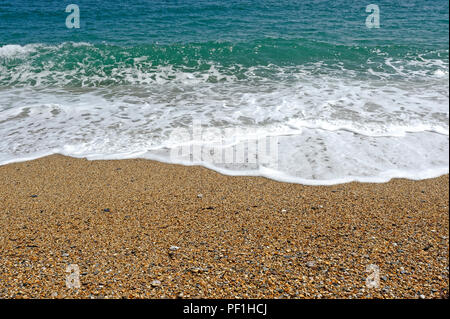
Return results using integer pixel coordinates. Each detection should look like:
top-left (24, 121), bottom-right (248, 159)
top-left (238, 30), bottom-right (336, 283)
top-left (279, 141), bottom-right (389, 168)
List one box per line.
top-left (0, 0), bottom-right (448, 184)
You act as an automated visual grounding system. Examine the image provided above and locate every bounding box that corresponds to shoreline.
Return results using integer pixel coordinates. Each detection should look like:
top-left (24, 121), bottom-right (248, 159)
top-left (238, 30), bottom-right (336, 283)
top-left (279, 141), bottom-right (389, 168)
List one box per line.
top-left (0, 154), bottom-right (448, 298)
top-left (0, 153), bottom-right (448, 186)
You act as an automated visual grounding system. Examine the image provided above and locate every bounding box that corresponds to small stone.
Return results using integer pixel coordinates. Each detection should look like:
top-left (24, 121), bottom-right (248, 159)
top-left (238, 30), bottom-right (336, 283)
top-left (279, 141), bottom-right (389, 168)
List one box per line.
top-left (281, 209), bottom-right (287, 213)
top-left (30, 195), bottom-right (38, 198)
top-left (151, 280), bottom-right (161, 287)
top-left (103, 208), bottom-right (110, 212)
top-left (419, 294), bottom-right (426, 299)
top-left (169, 245), bottom-right (180, 251)
top-left (306, 261), bottom-right (317, 268)
top-left (190, 267), bottom-right (206, 274)
top-left (197, 194), bottom-right (203, 199)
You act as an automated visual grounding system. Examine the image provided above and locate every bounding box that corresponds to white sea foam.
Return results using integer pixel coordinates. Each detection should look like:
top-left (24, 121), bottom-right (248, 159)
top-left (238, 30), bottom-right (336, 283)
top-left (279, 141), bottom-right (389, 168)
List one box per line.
top-left (0, 44), bottom-right (39, 58)
top-left (0, 43), bottom-right (448, 184)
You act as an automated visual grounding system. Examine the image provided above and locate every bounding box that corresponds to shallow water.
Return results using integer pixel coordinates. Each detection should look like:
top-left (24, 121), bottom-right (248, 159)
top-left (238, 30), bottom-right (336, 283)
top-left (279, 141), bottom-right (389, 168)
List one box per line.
top-left (0, 0), bottom-right (448, 184)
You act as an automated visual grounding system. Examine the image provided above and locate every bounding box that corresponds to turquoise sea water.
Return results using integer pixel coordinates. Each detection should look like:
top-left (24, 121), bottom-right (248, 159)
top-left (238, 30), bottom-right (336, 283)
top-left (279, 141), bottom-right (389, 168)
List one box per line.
top-left (0, 1), bottom-right (448, 183)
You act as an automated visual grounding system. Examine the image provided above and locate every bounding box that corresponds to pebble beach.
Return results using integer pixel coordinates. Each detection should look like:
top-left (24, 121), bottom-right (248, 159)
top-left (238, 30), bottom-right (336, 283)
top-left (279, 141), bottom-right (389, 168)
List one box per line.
top-left (0, 154), bottom-right (448, 299)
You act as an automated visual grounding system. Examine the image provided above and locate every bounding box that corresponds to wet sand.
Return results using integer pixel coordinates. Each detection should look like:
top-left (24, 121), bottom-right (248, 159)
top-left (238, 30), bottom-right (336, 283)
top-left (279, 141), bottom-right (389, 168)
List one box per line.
top-left (0, 154), bottom-right (448, 299)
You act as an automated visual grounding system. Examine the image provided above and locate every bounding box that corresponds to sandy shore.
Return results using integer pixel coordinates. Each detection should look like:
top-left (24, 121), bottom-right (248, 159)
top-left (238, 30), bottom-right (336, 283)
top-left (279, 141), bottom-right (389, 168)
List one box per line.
top-left (0, 154), bottom-right (448, 299)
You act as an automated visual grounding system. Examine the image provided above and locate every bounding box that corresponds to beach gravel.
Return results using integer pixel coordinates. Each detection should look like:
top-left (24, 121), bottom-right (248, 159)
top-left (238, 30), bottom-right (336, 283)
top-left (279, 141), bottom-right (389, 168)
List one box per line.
top-left (0, 155), bottom-right (448, 299)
